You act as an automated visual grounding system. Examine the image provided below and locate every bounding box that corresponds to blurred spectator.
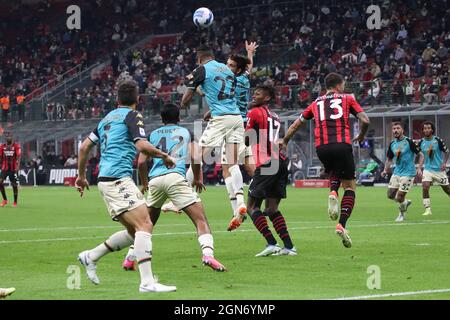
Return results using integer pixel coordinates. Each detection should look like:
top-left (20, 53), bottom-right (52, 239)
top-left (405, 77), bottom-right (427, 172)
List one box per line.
top-left (1, 94), bottom-right (10, 123)
top-left (64, 154), bottom-right (78, 167)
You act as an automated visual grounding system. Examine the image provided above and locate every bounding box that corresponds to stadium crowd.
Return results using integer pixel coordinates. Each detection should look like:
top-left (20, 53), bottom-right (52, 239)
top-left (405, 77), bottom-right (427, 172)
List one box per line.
top-left (1, 0), bottom-right (449, 121)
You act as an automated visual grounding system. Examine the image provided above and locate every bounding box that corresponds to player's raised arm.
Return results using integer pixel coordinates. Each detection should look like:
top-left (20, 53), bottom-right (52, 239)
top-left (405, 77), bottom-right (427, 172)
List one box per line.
top-left (245, 41), bottom-right (259, 75)
top-left (181, 66), bottom-right (206, 108)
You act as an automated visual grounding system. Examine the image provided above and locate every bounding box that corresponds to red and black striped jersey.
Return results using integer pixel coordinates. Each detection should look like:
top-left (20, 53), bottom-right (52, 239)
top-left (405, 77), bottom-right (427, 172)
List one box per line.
top-left (300, 93), bottom-right (364, 148)
top-left (246, 105), bottom-right (285, 168)
top-left (0, 142), bottom-right (21, 171)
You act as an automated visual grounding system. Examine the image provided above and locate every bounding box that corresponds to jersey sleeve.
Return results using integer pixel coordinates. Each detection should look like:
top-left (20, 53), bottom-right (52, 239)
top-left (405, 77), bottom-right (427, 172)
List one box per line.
top-left (299, 103), bottom-right (314, 122)
top-left (407, 138), bottom-right (421, 154)
top-left (386, 142), bottom-right (394, 160)
top-left (88, 127), bottom-right (100, 144)
top-left (124, 111), bottom-right (147, 142)
top-left (437, 137), bottom-right (449, 153)
top-left (186, 66), bottom-right (206, 90)
top-left (347, 95), bottom-right (364, 117)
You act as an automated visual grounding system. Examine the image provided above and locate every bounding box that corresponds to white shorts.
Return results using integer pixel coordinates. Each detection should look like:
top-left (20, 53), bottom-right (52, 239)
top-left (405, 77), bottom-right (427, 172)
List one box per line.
top-left (98, 176), bottom-right (146, 221)
top-left (388, 175), bottom-right (415, 193)
top-left (146, 173), bottom-right (201, 210)
top-left (199, 115), bottom-right (244, 148)
top-left (422, 170), bottom-right (449, 186)
top-left (221, 142), bottom-right (253, 165)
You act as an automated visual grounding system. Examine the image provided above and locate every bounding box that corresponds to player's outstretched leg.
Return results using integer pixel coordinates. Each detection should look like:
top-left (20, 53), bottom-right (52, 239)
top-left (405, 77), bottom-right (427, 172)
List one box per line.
top-left (328, 172), bottom-right (341, 220)
top-left (0, 178), bottom-right (7, 207)
top-left (78, 229), bottom-right (134, 285)
top-left (183, 202), bottom-right (226, 272)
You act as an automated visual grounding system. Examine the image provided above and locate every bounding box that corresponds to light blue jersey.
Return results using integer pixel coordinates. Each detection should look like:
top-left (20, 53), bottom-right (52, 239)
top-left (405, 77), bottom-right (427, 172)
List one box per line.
top-left (419, 136), bottom-right (449, 172)
top-left (236, 72), bottom-right (251, 122)
top-left (386, 136), bottom-right (421, 177)
top-left (89, 107), bottom-right (147, 179)
top-left (148, 125), bottom-right (191, 179)
top-left (187, 60), bottom-right (240, 117)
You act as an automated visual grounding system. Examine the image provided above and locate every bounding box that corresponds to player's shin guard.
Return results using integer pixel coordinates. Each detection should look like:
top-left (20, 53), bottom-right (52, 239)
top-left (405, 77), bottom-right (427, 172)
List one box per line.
top-left (229, 165), bottom-right (245, 206)
top-left (134, 231), bottom-right (155, 286)
top-left (251, 210), bottom-right (277, 246)
top-left (268, 211), bottom-right (294, 249)
top-left (89, 230), bottom-right (134, 262)
top-left (329, 173), bottom-right (341, 196)
top-left (224, 177), bottom-right (237, 213)
top-left (198, 233), bottom-right (214, 257)
top-left (339, 190), bottom-right (355, 228)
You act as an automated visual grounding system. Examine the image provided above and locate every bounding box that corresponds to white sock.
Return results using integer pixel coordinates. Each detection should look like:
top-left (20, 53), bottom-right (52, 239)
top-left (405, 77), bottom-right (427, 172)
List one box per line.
top-left (423, 198), bottom-right (431, 209)
top-left (125, 245), bottom-right (136, 261)
top-left (224, 177), bottom-right (237, 213)
top-left (134, 231), bottom-right (154, 286)
top-left (229, 165), bottom-right (245, 206)
top-left (198, 234), bottom-right (214, 257)
top-left (89, 230), bottom-right (134, 262)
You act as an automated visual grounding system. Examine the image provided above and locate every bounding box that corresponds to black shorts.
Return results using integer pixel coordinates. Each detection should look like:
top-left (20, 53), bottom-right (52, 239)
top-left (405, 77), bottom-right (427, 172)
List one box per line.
top-left (248, 158), bottom-right (289, 199)
top-left (316, 143), bottom-right (355, 180)
top-left (1, 170), bottom-right (18, 184)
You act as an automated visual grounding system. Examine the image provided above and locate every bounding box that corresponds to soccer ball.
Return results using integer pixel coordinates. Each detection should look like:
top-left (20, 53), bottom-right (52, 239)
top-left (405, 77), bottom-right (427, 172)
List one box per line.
top-left (193, 7), bottom-right (214, 28)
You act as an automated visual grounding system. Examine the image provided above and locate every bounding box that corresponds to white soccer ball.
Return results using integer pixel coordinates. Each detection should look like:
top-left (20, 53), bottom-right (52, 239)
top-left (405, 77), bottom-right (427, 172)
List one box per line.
top-left (193, 7), bottom-right (214, 28)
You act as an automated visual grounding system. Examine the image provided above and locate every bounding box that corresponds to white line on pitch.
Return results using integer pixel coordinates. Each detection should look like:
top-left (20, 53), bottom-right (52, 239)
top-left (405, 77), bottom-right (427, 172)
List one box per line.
top-left (329, 288), bottom-right (450, 300)
top-left (1, 220), bottom-right (449, 244)
top-left (1, 220), bottom-right (449, 233)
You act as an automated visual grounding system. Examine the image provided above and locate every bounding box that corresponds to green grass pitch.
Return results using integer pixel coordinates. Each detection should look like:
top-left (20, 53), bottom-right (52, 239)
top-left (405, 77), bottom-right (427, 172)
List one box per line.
top-left (0, 185), bottom-right (449, 300)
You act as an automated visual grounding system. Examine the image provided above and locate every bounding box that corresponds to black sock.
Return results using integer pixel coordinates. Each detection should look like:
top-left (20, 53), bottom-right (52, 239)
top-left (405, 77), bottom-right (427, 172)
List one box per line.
top-left (13, 186), bottom-right (18, 203)
top-left (330, 173), bottom-right (341, 196)
top-left (0, 184), bottom-right (6, 201)
top-left (269, 211), bottom-right (294, 249)
top-left (339, 190), bottom-right (356, 228)
top-left (251, 210), bottom-right (277, 246)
